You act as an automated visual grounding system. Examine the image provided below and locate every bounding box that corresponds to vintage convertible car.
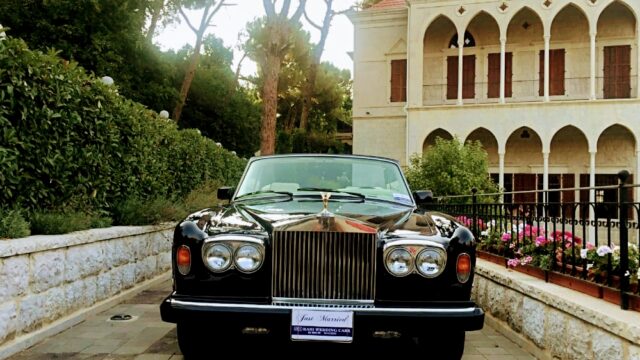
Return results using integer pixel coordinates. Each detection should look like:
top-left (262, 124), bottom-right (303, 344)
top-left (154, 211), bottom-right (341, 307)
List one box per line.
top-left (160, 154), bottom-right (484, 358)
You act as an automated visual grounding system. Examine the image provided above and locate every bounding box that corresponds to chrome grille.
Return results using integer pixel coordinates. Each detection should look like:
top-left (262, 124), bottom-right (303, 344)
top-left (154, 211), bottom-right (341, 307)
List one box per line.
top-left (271, 231), bottom-right (377, 300)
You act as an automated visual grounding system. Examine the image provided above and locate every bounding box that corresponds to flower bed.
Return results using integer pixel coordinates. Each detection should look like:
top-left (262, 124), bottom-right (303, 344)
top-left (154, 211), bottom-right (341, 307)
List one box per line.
top-left (475, 219), bottom-right (640, 311)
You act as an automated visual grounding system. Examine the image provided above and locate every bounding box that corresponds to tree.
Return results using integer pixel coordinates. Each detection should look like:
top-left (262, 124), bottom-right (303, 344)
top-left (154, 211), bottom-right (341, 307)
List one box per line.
top-left (254, 0), bottom-right (306, 156)
top-left (405, 137), bottom-right (498, 199)
top-left (299, 0), bottom-right (351, 131)
top-left (145, 0), bottom-right (182, 41)
top-left (172, 0), bottom-right (229, 122)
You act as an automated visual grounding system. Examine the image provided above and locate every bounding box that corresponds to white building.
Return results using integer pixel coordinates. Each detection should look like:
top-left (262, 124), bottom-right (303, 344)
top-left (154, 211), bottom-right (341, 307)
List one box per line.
top-left (349, 0), bottom-right (640, 211)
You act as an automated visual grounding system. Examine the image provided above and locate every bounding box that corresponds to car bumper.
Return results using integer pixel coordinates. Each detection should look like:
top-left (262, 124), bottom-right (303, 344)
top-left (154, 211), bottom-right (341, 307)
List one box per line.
top-left (160, 294), bottom-right (484, 340)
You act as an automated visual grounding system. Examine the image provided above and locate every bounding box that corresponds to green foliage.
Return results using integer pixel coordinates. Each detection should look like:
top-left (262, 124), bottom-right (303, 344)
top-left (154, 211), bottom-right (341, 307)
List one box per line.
top-left (405, 137), bottom-right (498, 198)
top-left (276, 129), bottom-right (346, 154)
top-left (178, 36), bottom-right (262, 157)
top-left (0, 37), bottom-right (245, 216)
top-left (0, 209), bottom-right (31, 239)
top-left (29, 211), bottom-right (111, 235)
top-left (182, 180), bottom-right (220, 213)
top-left (113, 196), bottom-right (188, 226)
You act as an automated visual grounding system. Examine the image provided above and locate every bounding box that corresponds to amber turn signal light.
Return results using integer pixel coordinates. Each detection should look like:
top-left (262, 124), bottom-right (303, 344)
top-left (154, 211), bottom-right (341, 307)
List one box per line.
top-left (456, 253), bottom-right (471, 284)
top-left (177, 245), bottom-right (191, 275)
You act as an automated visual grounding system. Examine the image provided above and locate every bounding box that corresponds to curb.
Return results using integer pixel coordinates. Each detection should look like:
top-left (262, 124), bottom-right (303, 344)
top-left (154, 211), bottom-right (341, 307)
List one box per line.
top-left (0, 271), bottom-right (172, 360)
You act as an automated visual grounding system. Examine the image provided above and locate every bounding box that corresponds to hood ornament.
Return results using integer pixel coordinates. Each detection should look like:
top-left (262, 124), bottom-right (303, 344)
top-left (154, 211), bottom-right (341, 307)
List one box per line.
top-left (317, 192), bottom-right (335, 230)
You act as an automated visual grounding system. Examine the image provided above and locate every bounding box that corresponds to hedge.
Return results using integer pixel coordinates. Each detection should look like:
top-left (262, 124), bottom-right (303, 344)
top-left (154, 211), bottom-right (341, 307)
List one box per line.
top-left (0, 36), bottom-right (246, 214)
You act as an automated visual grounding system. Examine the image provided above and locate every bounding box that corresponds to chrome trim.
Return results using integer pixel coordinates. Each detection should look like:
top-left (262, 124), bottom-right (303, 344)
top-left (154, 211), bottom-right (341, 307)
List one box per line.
top-left (201, 236), bottom-right (265, 274)
top-left (456, 253), bottom-right (471, 284)
top-left (383, 248), bottom-right (414, 277)
top-left (201, 243), bottom-right (232, 273)
top-left (383, 241), bottom-right (447, 278)
top-left (416, 247), bottom-right (447, 278)
top-left (176, 245), bottom-right (191, 276)
top-left (272, 231), bottom-right (377, 300)
top-left (169, 299), bottom-right (480, 314)
top-left (272, 297), bottom-right (374, 305)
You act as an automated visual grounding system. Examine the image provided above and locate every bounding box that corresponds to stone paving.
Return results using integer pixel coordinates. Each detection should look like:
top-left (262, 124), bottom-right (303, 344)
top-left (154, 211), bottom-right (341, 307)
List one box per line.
top-left (12, 279), bottom-right (537, 359)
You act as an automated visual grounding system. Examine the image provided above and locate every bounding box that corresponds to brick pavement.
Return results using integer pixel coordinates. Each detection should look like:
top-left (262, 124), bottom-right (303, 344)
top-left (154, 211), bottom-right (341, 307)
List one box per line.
top-left (12, 279), bottom-right (537, 359)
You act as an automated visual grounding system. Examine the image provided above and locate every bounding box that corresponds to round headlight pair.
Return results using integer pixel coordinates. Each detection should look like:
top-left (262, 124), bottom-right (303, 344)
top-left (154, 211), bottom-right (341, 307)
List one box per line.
top-left (203, 243), bottom-right (263, 273)
top-left (385, 247), bottom-right (446, 278)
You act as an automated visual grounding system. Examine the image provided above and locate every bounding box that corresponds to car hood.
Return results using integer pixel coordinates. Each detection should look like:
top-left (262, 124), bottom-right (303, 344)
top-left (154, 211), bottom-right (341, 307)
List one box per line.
top-left (202, 199), bottom-right (438, 237)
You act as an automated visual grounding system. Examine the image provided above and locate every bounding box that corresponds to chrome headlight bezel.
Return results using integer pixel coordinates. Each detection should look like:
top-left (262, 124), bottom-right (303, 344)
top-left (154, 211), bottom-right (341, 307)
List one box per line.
top-left (383, 240), bottom-right (447, 278)
top-left (384, 247), bottom-right (414, 277)
top-left (201, 235), bottom-right (265, 274)
top-left (416, 247), bottom-right (447, 278)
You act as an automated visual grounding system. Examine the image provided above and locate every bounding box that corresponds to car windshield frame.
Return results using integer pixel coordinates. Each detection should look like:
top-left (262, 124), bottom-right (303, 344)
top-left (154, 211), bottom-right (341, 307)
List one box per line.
top-left (232, 155), bottom-right (416, 207)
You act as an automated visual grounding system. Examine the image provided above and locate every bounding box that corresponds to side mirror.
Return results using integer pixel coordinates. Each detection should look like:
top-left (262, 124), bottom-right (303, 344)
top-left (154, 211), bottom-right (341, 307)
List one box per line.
top-left (217, 186), bottom-right (234, 201)
top-left (413, 190), bottom-right (433, 205)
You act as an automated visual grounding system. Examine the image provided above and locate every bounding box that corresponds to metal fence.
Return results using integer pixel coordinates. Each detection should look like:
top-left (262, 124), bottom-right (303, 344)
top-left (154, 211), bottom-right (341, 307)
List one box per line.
top-left (425, 170), bottom-right (639, 310)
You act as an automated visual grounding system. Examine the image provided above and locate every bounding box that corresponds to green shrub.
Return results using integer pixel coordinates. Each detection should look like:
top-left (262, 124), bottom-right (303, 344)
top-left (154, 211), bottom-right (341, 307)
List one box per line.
top-left (182, 180), bottom-right (221, 213)
top-left (29, 211), bottom-right (110, 235)
top-left (0, 36), bottom-right (246, 218)
top-left (113, 197), bottom-right (187, 226)
top-left (0, 209), bottom-right (31, 239)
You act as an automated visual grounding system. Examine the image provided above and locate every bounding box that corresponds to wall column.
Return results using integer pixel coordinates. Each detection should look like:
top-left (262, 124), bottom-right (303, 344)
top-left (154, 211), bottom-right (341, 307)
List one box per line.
top-left (543, 152), bottom-right (549, 213)
top-left (544, 34), bottom-right (550, 102)
top-left (500, 37), bottom-right (507, 104)
top-left (499, 152), bottom-right (505, 203)
top-left (457, 37), bottom-right (464, 105)
top-left (637, 21), bottom-right (640, 99)
top-left (636, 150), bottom-right (640, 202)
top-left (589, 151), bottom-right (596, 243)
top-left (590, 31), bottom-right (597, 100)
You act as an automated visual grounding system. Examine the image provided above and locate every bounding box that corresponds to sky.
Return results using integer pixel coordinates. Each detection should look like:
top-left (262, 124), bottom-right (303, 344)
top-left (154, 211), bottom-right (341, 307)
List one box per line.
top-left (155, 0), bottom-right (357, 78)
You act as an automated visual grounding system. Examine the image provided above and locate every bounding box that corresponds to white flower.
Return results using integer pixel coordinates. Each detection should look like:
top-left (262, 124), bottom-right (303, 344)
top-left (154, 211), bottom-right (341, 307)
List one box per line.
top-left (596, 245), bottom-right (613, 257)
top-left (580, 249), bottom-right (588, 259)
top-left (624, 270), bottom-right (631, 277)
top-left (587, 263), bottom-right (593, 270)
top-left (481, 230), bottom-right (488, 237)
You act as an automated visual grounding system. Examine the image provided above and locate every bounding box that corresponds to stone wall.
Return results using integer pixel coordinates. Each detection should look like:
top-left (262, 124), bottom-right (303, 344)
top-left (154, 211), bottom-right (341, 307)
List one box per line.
top-left (0, 224), bottom-right (174, 348)
top-left (473, 259), bottom-right (640, 360)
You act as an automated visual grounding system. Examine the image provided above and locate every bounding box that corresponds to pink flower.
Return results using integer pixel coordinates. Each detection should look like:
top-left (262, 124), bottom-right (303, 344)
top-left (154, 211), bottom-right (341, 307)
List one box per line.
top-left (501, 233), bottom-right (511, 242)
top-left (521, 256), bottom-right (533, 265)
top-left (507, 259), bottom-right (520, 267)
top-left (509, 243), bottom-right (516, 249)
top-left (586, 242), bottom-right (595, 250)
top-left (535, 236), bottom-right (547, 247)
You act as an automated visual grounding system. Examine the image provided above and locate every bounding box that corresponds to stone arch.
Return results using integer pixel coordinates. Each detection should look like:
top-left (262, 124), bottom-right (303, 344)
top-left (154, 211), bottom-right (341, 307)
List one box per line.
top-left (549, 125), bottom-right (590, 174)
top-left (464, 10), bottom-right (500, 47)
top-left (422, 128), bottom-right (454, 154)
top-left (423, 15), bottom-right (458, 104)
top-left (551, 3), bottom-right (590, 42)
top-left (596, 1), bottom-right (638, 29)
top-left (505, 126), bottom-right (543, 171)
top-left (465, 127), bottom-right (499, 167)
top-left (550, 2), bottom-right (592, 32)
top-left (596, 124), bottom-right (635, 173)
top-left (506, 7), bottom-right (545, 99)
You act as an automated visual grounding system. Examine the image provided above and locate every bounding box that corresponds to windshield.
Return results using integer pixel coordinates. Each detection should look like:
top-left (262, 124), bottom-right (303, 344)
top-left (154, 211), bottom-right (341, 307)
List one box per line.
top-left (235, 156), bottom-right (413, 205)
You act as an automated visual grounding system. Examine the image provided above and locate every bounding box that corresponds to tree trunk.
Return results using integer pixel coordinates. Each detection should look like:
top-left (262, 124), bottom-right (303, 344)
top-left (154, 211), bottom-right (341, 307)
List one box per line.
top-left (173, 33), bottom-right (204, 122)
top-left (299, 3), bottom-right (332, 131)
top-left (260, 52), bottom-right (282, 155)
top-left (299, 62), bottom-right (318, 131)
top-left (145, 0), bottom-right (164, 41)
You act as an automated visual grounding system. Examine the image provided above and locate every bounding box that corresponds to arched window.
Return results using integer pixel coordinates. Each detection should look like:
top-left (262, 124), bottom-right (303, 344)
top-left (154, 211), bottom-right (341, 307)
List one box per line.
top-left (449, 31), bottom-right (476, 48)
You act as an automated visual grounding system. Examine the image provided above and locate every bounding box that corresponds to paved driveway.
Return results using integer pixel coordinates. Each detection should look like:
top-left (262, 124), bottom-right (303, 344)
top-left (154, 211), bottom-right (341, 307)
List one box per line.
top-left (13, 279), bottom-right (536, 359)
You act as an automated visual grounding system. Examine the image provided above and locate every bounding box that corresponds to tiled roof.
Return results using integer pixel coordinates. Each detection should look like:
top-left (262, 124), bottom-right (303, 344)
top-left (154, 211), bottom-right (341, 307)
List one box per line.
top-left (370, 0), bottom-right (406, 10)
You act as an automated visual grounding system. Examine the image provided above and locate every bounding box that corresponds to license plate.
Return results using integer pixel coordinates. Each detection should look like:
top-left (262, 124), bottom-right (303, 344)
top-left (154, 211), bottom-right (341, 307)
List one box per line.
top-left (291, 308), bottom-right (353, 343)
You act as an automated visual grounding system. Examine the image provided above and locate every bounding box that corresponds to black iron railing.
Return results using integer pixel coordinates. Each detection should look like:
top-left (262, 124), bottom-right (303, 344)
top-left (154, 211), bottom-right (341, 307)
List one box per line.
top-left (425, 170), bottom-right (639, 310)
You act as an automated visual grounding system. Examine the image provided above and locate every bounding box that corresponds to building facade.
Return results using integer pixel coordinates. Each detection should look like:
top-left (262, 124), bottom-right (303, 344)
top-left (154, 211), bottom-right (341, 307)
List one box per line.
top-left (349, 0), bottom-right (640, 208)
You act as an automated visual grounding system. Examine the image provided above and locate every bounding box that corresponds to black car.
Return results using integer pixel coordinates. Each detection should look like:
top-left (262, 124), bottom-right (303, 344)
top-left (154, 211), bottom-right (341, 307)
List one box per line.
top-left (160, 154), bottom-right (484, 358)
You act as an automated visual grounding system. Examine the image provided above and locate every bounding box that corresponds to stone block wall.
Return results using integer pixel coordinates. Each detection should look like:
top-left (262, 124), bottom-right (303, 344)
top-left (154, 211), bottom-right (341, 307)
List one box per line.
top-left (0, 224), bottom-right (174, 347)
top-left (473, 259), bottom-right (640, 360)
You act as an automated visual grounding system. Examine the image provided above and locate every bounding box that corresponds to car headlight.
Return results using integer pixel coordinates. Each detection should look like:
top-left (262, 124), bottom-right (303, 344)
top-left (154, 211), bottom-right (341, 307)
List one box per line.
top-left (234, 244), bottom-right (263, 273)
top-left (416, 248), bottom-right (446, 278)
top-left (203, 244), bottom-right (232, 272)
top-left (385, 248), bottom-right (413, 277)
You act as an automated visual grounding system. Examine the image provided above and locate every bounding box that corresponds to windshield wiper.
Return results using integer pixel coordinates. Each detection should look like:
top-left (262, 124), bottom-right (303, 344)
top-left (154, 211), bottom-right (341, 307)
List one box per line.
top-left (235, 190), bottom-right (293, 200)
top-left (296, 187), bottom-right (366, 201)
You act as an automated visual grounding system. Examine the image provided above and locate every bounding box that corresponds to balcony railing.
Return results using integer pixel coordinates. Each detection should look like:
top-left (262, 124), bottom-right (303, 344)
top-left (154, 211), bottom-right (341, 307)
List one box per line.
top-left (421, 77), bottom-right (634, 106)
top-left (423, 171), bottom-right (639, 310)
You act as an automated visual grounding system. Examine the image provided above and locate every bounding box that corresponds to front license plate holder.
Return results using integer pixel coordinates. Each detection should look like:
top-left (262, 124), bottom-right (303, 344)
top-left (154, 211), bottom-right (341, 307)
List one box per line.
top-left (291, 308), bottom-right (354, 343)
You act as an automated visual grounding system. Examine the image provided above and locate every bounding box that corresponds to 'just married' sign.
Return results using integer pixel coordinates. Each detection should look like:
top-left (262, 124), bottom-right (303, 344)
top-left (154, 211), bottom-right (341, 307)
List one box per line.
top-left (291, 309), bottom-right (354, 342)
